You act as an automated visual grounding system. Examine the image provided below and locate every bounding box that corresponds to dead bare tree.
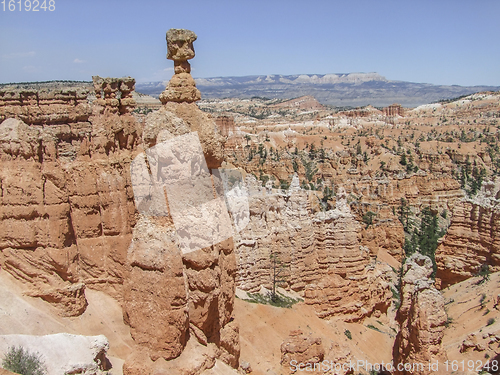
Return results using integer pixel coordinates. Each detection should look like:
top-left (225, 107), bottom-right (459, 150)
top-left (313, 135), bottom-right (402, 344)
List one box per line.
top-left (270, 250), bottom-right (289, 302)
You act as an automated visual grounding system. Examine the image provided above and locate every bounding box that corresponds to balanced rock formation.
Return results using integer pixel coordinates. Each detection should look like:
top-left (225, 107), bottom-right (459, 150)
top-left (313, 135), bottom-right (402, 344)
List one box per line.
top-left (435, 178), bottom-right (500, 289)
top-left (121, 29), bottom-right (239, 373)
top-left (0, 29), bottom-right (239, 374)
top-left (393, 253), bottom-right (448, 374)
top-left (159, 29), bottom-right (201, 104)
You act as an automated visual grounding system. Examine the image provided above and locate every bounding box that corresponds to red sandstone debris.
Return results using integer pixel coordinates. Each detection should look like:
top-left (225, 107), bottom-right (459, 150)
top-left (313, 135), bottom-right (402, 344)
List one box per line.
top-left (280, 330), bottom-right (325, 372)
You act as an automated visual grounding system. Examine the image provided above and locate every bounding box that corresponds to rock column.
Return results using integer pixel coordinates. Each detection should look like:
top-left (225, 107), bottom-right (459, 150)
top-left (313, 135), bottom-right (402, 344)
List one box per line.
top-left (393, 253), bottom-right (448, 374)
top-left (122, 29), bottom-right (239, 374)
top-left (159, 29), bottom-right (201, 104)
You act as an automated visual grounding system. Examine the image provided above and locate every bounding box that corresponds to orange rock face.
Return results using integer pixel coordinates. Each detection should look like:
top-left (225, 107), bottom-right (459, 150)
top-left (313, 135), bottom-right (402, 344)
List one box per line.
top-left (235, 178), bottom-right (395, 321)
top-left (0, 87), bottom-right (91, 125)
top-left (436, 181), bottom-right (500, 289)
top-left (393, 253), bottom-right (448, 374)
top-left (0, 71), bottom-right (240, 373)
top-left (122, 216), bottom-right (189, 361)
top-left (0, 88), bottom-right (140, 316)
top-left (281, 330), bottom-right (325, 372)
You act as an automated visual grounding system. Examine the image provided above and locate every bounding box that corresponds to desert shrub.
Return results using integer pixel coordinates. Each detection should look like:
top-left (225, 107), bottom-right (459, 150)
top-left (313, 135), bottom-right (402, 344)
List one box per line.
top-left (362, 211), bottom-right (376, 228)
top-left (246, 292), bottom-right (301, 308)
top-left (487, 318), bottom-right (495, 326)
top-left (279, 179), bottom-right (290, 190)
top-left (344, 329), bottom-right (352, 340)
top-left (2, 346), bottom-right (47, 375)
top-left (367, 324), bottom-right (382, 333)
top-left (391, 286), bottom-right (401, 310)
top-left (301, 157), bottom-right (318, 182)
top-left (476, 263), bottom-right (491, 284)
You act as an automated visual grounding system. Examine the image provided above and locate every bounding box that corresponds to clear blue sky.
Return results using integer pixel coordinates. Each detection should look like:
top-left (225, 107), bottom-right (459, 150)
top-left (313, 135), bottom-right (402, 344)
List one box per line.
top-left (1, 0), bottom-right (499, 86)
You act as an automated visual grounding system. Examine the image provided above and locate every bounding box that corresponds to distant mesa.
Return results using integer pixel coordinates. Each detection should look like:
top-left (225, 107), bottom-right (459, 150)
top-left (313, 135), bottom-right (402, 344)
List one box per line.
top-left (195, 72), bottom-right (387, 86)
top-left (269, 95), bottom-right (326, 111)
top-left (135, 73), bottom-right (500, 108)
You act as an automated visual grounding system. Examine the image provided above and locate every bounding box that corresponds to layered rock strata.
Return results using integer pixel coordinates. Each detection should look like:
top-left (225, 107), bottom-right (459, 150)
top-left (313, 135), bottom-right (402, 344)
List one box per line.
top-left (235, 177), bottom-right (394, 322)
top-left (92, 76), bottom-right (136, 114)
top-left (225, 141), bottom-right (465, 266)
top-left (0, 86), bottom-right (91, 125)
top-left (393, 253), bottom-right (448, 374)
top-left (435, 178), bottom-right (500, 289)
top-left (0, 85), bottom-right (140, 316)
top-left (0, 29), bottom-right (239, 374)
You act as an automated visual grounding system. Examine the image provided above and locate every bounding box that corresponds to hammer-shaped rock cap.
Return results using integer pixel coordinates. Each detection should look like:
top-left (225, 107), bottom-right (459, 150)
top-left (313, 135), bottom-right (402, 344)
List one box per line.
top-left (166, 29), bottom-right (197, 61)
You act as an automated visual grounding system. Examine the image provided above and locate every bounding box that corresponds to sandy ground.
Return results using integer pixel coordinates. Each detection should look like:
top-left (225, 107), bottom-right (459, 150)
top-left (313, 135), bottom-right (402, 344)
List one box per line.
top-left (442, 271), bottom-right (500, 365)
top-left (0, 270), bottom-right (133, 374)
top-left (1, 264), bottom-right (499, 375)
top-left (235, 297), bottom-right (396, 374)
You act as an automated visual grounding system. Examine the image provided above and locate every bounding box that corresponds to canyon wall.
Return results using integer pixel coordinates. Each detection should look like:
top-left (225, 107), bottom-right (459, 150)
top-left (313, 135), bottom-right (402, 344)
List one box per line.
top-left (234, 176), bottom-right (395, 322)
top-left (436, 178), bottom-right (500, 289)
top-left (0, 81), bottom-right (140, 316)
top-left (0, 33), bottom-right (241, 373)
top-left (225, 141), bottom-right (465, 266)
top-left (393, 253), bottom-right (448, 375)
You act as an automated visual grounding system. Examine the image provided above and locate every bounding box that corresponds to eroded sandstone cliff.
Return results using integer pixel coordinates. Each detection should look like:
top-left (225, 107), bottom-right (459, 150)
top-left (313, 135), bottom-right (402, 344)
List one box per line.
top-left (0, 29), bottom-right (240, 375)
top-left (0, 80), bottom-right (139, 316)
top-left (393, 253), bottom-right (448, 375)
top-left (234, 176), bottom-right (395, 322)
top-left (436, 178), bottom-right (500, 289)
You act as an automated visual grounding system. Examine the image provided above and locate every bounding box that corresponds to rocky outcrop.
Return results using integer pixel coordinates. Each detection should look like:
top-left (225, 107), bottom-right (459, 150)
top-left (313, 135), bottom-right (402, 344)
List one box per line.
top-left (159, 29), bottom-right (201, 104)
top-left (92, 76), bottom-right (136, 115)
top-left (0, 87), bottom-right (91, 125)
top-left (215, 115), bottom-right (235, 137)
top-left (393, 253), bottom-right (447, 374)
top-left (383, 103), bottom-right (404, 117)
top-left (460, 332), bottom-right (500, 354)
top-left (235, 178), bottom-right (394, 321)
top-left (121, 29), bottom-right (239, 373)
top-left (0, 89), bottom-right (140, 316)
top-left (225, 140), bottom-right (464, 233)
top-left (280, 330), bottom-right (325, 371)
top-left (0, 29), bottom-right (239, 374)
top-left (122, 216), bottom-right (188, 361)
top-left (0, 334), bottom-right (110, 375)
top-left (436, 179), bottom-right (500, 289)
